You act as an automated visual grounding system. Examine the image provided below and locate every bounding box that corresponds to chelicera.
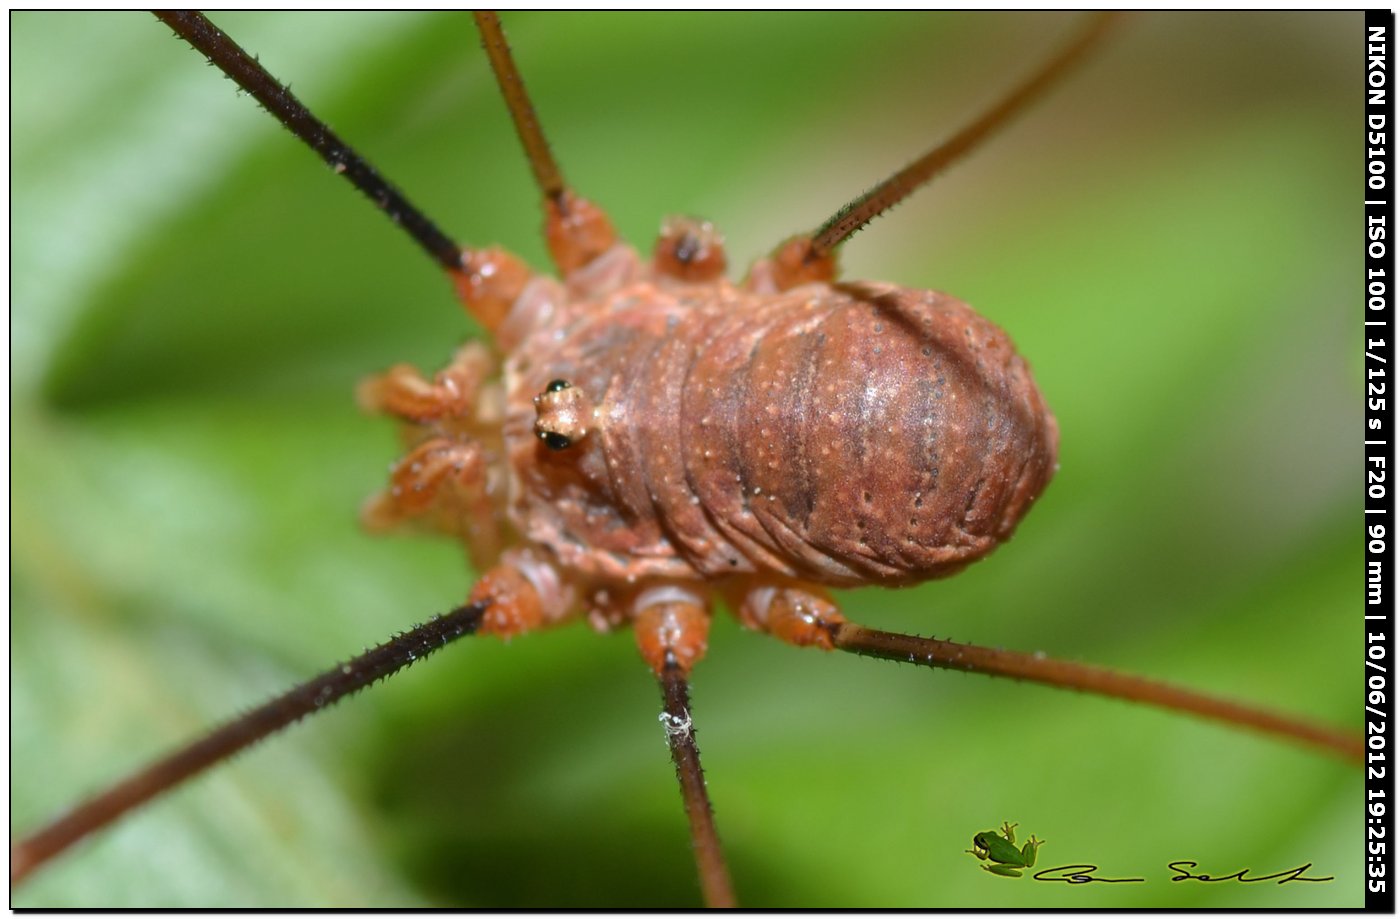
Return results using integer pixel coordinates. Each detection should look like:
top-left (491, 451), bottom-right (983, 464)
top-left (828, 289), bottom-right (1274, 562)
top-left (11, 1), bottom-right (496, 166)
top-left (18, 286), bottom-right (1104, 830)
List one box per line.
top-left (10, 10), bottom-right (1360, 907)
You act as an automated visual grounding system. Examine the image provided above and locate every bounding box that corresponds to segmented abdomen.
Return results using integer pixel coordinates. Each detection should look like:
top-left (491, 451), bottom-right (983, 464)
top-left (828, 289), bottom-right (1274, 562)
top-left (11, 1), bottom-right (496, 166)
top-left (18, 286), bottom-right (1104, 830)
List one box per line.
top-left (506, 278), bottom-right (1058, 588)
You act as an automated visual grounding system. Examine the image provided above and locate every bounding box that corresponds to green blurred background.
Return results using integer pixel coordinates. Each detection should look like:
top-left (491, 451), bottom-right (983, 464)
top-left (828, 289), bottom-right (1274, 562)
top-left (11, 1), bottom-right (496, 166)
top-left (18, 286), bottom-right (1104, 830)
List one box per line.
top-left (11, 11), bottom-right (1360, 907)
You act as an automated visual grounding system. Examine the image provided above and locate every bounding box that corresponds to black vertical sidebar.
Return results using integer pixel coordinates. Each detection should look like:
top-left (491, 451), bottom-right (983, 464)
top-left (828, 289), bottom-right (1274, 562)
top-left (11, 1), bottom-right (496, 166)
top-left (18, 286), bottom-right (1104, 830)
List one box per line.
top-left (1365, 8), bottom-right (1394, 913)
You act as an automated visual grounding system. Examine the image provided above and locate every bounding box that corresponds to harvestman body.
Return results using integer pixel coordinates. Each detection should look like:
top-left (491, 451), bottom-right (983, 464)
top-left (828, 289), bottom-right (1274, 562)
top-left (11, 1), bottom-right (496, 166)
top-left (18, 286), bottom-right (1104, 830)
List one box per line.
top-left (12, 12), bottom-right (1361, 907)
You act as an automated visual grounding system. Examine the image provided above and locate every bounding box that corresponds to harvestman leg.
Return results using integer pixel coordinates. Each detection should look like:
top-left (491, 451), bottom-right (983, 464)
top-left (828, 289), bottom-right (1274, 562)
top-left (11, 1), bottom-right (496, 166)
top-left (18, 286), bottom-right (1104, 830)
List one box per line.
top-left (10, 601), bottom-right (490, 884)
top-left (634, 591), bottom-right (735, 908)
top-left (736, 584), bottom-right (1362, 763)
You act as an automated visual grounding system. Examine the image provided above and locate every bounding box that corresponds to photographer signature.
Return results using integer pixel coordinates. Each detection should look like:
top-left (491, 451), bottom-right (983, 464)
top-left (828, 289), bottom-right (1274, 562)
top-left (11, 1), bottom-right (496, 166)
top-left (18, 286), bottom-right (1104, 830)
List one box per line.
top-left (963, 822), bottom-right (1333, 886)
top-left (1028, 862), bottom-right (1333, 885)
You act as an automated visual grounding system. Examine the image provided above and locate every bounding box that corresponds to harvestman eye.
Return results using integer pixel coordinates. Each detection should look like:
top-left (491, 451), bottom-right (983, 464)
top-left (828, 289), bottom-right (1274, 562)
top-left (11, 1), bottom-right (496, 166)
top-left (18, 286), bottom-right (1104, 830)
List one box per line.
top-left (533, 378), bottom-right (593, 449)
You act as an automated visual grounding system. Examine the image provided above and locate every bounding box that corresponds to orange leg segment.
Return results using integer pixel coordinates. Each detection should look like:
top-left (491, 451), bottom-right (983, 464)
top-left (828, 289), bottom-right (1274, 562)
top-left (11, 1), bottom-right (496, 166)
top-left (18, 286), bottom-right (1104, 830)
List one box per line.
top-left (633, 586), bottom-right (712, 677)
top-left (737, 584), bottom-right (846, 650)
top-left (545, 190), bottom-right (618, 276)
top-left (450, 246), bottom-right (533, 336)
top-left (469, 547), bottom-right (577, 640)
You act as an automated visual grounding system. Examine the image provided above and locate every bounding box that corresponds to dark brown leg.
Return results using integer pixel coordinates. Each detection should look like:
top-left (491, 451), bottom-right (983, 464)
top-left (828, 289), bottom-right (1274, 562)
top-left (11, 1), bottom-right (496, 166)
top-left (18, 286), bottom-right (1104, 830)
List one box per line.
top-left (635, 595), bottom-right (736, 908)
top-left (11, 602), bottom-right (488, 885)
top-left (471, 11), bottom-right (617, 276)
top-left (831, 622), bottom-right (1364, 764)
top-left (738, 583), bottom-right (1362, 764)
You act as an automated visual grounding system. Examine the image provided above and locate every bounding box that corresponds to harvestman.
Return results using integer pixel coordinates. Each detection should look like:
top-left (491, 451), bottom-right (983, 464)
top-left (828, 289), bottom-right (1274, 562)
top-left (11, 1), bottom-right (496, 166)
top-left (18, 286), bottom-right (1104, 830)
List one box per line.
top-left (12, 11), bottom-right (1362, 907)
